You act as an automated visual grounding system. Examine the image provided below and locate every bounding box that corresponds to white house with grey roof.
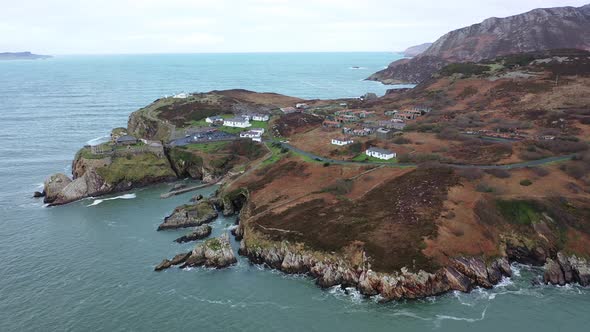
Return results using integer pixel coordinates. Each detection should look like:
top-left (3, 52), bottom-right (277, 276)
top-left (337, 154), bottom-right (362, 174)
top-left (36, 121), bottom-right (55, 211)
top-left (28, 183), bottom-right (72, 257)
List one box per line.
top-left (224, 117), bottom-right (252, 128)
top-left (251, 113), bottom-right (270, 121)
top-left (205, 115), bottom-right (224, 124)
top-left (366, 147), bottom-right (396, 160)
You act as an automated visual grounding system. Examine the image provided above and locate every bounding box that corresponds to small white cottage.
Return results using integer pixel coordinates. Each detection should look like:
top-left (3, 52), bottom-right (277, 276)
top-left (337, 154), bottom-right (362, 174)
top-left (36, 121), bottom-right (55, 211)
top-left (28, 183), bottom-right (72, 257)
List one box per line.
top-left (366, 147), bottom-right (396, 160)
top-left (331, 137), bottom-right (354, 146)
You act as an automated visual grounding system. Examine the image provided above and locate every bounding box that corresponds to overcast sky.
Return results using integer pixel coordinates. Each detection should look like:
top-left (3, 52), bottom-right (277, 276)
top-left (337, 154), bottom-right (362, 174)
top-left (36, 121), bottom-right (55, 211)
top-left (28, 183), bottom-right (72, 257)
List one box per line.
top-left (1, 0), bottom-right (588, 54)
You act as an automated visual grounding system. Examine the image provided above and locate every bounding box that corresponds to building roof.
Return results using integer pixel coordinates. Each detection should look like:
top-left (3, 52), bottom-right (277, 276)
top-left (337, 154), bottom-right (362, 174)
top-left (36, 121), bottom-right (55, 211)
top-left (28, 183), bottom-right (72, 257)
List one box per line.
top-left (367, 147), bottom-right (393, 154)
top-left (226, 117), bottom-right (249, 123)
top-left (332, 137), bottom-right (352, 142)
top-left (116, 135), bottom-right (137, 143)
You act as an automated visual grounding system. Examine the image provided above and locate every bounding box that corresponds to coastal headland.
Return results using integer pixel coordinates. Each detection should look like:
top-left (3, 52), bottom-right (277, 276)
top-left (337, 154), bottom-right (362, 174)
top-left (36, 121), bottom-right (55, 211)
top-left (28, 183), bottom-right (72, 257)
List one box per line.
top-left (40, 50), bottom-right (590, 301)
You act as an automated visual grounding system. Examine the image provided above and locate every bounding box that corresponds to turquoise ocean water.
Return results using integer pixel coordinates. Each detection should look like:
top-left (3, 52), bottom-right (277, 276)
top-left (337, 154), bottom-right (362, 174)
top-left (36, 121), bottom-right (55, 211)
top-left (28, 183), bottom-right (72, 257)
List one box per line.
top-left (0, 53), bottom-right (588, 331)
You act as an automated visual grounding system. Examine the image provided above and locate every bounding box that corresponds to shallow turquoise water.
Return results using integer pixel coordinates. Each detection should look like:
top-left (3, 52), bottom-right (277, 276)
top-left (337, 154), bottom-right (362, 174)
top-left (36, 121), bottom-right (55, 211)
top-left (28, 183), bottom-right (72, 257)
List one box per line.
top-left (0, 53), bottom-right (589, 331)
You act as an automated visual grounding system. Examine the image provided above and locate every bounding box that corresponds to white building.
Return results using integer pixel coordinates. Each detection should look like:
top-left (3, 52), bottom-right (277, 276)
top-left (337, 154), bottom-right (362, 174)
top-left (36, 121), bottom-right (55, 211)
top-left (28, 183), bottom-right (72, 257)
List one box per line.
top-left (224, 117), bottom-right (252, 128)
top-left (173, 92), bottom-right (189, 99)
top-left (296, 103), bottom-right (309, 109)
top-left (251, 113), bottom-right (270, 122)
top-left (366, 147), bottom-right (396, 160)
top-left (205, 116), bottom-right (224, 124)
top-left (331, 137), bottom-right (354, 146)
top-left (249, 128), bottom-right (265, 135)
top-left (240, 130), bottom-right (262, 142)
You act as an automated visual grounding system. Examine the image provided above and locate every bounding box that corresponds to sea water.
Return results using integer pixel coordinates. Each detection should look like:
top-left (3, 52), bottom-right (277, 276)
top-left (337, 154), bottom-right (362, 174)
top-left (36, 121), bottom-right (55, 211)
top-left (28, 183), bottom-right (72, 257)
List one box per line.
top-left (0, 53), bottom-right (589, 331)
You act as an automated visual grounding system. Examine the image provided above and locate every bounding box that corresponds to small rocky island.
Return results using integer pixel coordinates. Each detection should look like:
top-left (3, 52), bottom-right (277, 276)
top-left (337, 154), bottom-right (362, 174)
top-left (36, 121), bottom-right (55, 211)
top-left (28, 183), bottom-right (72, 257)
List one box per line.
top-left (156, 234), bottom-right (237, 271)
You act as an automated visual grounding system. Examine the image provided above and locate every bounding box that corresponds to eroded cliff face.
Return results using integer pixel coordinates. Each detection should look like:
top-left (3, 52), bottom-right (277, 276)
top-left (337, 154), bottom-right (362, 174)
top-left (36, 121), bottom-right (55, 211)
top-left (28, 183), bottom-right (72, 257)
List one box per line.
top-left (369, 4), bottom-right (590, 84)
top-left (44, 150), bottom-right (177, 206)
top-left (238, 231), bottom-right (512, 301)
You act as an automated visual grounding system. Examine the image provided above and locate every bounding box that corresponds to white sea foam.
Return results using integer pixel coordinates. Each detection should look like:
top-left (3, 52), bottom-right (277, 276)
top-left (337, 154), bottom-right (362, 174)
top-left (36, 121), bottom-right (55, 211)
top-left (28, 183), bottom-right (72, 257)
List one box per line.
top-left (435, 306), bottom-right (488, 323)
top-left (87, 193), bottom-right (136, 206)
top-left (86, 135), bottom-right (110, 146)
top-left (494, 276), bottom-right (514, 288)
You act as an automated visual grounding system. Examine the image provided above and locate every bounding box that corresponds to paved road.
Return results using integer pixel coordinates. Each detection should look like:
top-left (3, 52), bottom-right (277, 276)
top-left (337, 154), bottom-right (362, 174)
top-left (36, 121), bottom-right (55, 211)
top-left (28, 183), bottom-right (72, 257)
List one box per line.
top-left (269, 140), bottom-right (574, 170)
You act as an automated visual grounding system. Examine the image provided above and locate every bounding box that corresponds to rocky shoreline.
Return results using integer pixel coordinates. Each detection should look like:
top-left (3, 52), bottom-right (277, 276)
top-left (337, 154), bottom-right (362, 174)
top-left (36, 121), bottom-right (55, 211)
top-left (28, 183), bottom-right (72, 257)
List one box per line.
top-left (157, 200), bottom-right (218, 231)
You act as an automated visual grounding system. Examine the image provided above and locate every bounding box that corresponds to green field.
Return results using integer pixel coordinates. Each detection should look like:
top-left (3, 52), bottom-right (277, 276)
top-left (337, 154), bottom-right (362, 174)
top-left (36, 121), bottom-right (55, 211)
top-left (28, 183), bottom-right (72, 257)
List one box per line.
top-left (185, 141), bottom-right (229, 152)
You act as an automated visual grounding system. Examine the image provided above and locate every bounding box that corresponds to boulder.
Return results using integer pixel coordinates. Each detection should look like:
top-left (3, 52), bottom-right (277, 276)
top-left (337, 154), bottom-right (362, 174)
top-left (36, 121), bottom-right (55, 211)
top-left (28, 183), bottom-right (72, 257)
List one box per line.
top-left (568, 255), bottom-right (590, 286)
top-left (543, 258), bottom-right (565, 285)
top-left (190, 194), bottom-right (204, 202)
top-left (442, 266), bottom-right (473, 292)
top-left (174, 225), bottom-right (212, 243)
top-left (158, 200), bottom-right (218, 230)
top-left (181, 233), bottom-right (237, 269)
top-left (33, 191), bottom-right (45, 198)
top-left (43, 173), bottom-right (72, 203)
top-left (451, 257), bottom-right (493, 288)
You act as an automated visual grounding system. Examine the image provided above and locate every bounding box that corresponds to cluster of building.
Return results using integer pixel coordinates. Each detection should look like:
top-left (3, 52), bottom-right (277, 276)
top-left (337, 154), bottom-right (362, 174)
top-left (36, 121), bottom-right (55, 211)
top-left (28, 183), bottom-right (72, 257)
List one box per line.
top-left (280, 103), bottom-right (310, 114)
top-left (205, 113), bottom-right (270, 128)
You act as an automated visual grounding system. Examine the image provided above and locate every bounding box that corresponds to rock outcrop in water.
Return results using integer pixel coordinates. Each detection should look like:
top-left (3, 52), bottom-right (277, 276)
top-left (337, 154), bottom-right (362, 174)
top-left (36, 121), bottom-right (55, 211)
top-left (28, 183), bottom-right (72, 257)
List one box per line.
top-left (158, 200), bottom-right (218, 230)
top-left (543, 252), bottom-right (590, 286)
top-left (174, 225), bottom-right (212, 243)
top-left (156, 234), bottom-right (237, 270)
top-left (181, 234), bottom-right (237, 268)
top-left (238, 238), bottom-right (511, 301)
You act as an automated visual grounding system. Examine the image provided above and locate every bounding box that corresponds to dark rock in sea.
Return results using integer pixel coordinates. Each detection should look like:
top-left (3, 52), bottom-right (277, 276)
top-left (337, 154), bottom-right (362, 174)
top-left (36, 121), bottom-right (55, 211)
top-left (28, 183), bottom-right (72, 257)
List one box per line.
top-left (157, 200), bottom-right (218, 230)
top-left (543, 252), bottom-right (590, 286)
top-left (174, 225), bottom-right (212, 243)
top-left (190, 194), bottom-right (204, 202)
top-left (155, 259), bottom-right (172, 271)
top-left (180, 233), bottom-right (237, 269)
top-left (33, 191), bottom-right (45, 198)
top-left (154, 252), bottom-right (192, 271)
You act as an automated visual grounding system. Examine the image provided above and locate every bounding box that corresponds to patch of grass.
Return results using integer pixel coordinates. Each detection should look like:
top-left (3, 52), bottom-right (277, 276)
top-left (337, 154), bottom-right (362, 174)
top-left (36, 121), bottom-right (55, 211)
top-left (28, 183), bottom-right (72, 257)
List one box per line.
top-left (205, 238), bottom-right (222, 251)
top-left (185, 141), bottom-right (229, 153)
top-left (261, 142), bottom-right (288, 166)
top-left (96, 153), bottom-right (175, 185)
top-left (520, 179), bottom-right (533, 186)
top-left (76, 146), bottom-right (110, 160)
top-left (496, 200), bottom-right (542, 225)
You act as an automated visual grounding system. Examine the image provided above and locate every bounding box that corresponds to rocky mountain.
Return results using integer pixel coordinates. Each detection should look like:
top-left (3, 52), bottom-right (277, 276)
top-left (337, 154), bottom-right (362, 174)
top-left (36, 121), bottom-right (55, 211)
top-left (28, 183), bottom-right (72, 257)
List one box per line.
top-left (0, 52), bottom-right (51, 60)
top-left (368, 4), bottom-right (590, 84)
top-left (402, 43), bottom-right (432, 57)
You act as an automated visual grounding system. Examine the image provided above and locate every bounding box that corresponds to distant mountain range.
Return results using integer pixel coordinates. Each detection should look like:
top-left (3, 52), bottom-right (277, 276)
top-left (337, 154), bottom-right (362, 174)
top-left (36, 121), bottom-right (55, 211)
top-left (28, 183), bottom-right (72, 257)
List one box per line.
top-left (0, 52), bottom-right (52, 61)
top-left (369, 4), bottom-right (590, 84)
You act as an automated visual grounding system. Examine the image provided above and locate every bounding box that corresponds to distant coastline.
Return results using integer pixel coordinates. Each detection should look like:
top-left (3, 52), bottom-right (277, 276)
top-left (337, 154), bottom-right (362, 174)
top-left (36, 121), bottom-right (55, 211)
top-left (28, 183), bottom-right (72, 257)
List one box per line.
top-left (0, 52), bottom-right (52, 61)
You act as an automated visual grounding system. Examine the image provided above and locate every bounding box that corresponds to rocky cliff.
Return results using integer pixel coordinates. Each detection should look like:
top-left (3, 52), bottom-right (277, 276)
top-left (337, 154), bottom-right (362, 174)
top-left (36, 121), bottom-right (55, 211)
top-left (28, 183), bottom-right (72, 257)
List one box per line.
top-left (43, 149), bottom-right (176, 206)
top-left (368, 4), bottom-right (590, 84)
top-left (403, 43), bottom-right (433, 57)
top-left (155, 234), bottom-right (237, 271)
top-left (238, 233), bottom-right (511, 301)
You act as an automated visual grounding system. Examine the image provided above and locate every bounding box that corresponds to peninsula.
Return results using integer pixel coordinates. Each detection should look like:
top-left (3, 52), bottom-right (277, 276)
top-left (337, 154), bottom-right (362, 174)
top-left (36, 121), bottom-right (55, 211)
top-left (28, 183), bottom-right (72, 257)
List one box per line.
top-left (40, 49), bottom-right (590, 301)
top-left (0, 52), bottom-right (51, 61)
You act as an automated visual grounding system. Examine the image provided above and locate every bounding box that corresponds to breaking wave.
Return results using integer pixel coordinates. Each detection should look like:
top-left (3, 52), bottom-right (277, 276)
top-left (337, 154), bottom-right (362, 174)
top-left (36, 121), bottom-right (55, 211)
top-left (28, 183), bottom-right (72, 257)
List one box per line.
top-left (86, 135), bottom-right (110, 146)
top-left (87, 193), bottom-right (136, 206)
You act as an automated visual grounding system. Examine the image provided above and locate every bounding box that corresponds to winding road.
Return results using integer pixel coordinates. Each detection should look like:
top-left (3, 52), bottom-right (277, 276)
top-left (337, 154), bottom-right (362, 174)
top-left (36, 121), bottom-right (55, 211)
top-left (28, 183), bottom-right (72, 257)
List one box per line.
top-left (270, 140), bottom-right (574, 170)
